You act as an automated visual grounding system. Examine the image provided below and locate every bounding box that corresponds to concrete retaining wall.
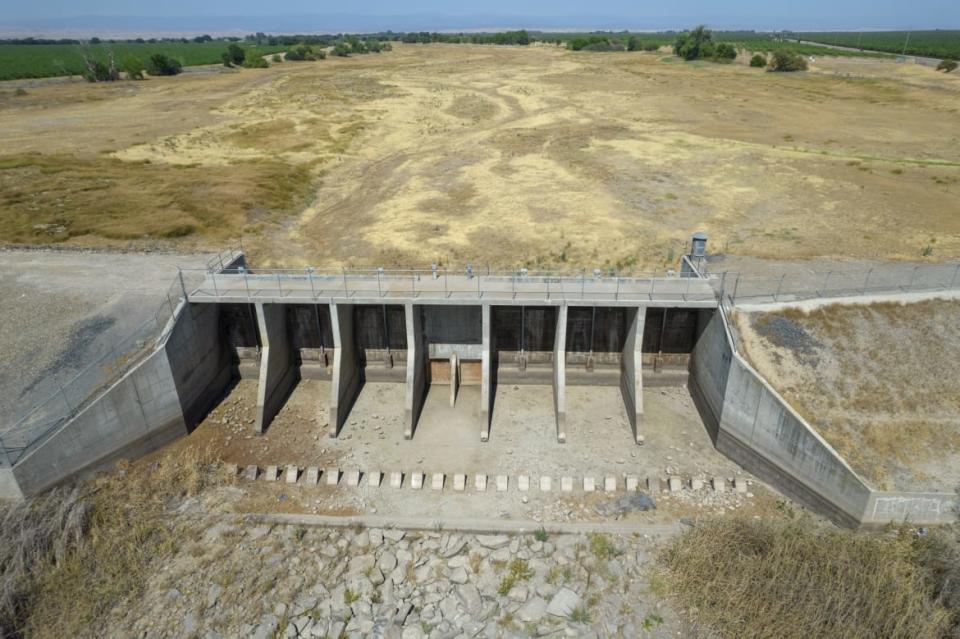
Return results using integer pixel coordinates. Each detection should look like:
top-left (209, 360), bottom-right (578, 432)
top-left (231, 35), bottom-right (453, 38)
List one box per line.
top-left (12, 347), bottom-right (186, 496)
top-left (690, 308), bottom-right (957, 527)
top-left (6, 302), bottom-right (233, 498)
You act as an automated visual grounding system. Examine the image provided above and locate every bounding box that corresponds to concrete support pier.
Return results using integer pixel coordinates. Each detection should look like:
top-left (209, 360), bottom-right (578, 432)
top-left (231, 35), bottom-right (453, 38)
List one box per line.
top-left (404, 302), bottom-right (426, 439)
top-left (621, 306), bottom-right (645, 444)
top-left (479, 304), bottom-right (491, 442)
top-left (449, 352), bottom-right (458, 407)
top-left (255, 303), bottom-right (297, 433)
top-left (329, 303), bottom-right (360, 438)
top-left (553, 305), bottom-right (568, 443)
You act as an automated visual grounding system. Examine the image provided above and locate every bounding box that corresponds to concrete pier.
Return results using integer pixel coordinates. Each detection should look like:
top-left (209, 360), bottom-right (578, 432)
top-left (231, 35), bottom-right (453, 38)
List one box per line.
top-left (621, 307), bottom-right (646, 444)
top-left (255, 304), bottom-right (298, 433)
top-left (480, 304), bottom-right (492, 442)
top-left (404, 302), bottom-right (427, 439)
top-left (329, 303), bottom-right (360, 438)
top-left (553, 305), bottom-right (568, 443)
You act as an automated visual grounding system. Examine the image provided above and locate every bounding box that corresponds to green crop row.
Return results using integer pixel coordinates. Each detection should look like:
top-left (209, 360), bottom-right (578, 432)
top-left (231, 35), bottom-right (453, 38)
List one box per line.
top-left (0, 42), bottom-right (287, 81)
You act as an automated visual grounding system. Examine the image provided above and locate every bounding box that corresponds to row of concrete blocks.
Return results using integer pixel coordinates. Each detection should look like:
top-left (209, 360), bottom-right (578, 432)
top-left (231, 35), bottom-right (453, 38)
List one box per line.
top-left (226, 464), bottom-right (749, 494)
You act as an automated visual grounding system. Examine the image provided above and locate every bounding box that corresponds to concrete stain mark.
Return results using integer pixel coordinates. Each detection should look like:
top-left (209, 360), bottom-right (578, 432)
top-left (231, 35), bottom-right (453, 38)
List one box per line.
top-left (752, 314), bottom-right (822, 366)
top-left (19, 314), bottom-right (117, 399)
top-left (871, 495), bottom-right (956, 520)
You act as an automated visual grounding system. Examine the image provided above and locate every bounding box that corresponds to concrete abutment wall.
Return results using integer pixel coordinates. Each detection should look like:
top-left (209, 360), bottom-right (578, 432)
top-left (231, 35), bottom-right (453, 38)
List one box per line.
top-left (688, 308), bottom-right (957, 527)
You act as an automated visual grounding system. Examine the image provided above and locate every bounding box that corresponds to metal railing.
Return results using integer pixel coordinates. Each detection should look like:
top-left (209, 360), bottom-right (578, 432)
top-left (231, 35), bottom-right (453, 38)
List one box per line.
top-left (713, 262), bottom-right (960, 306)
top-left (182, 264), bottom-right (716, 304)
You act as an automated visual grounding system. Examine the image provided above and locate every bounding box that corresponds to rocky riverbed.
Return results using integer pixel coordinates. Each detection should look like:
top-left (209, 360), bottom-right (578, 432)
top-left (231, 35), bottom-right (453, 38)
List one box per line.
top-left (104, 499), bottom-right (683, 638)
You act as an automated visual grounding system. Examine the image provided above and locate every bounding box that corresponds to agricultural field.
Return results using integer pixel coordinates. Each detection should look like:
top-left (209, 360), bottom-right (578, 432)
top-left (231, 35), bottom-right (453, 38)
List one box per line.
top-left (540, 30), bottom-right (882, 57)
top-left (797, 30), bottom-right (960, 60)
top-left (0, 42), bottom-right (958, 269)
top-left (0, 41), bottom-right (287, 80)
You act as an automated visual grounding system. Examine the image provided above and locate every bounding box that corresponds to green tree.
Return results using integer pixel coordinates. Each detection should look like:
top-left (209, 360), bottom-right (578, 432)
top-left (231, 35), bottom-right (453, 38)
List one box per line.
top-left (713, 42), bottom-right (737, 62)
top-left (147, 54), bottom-right (182, 76)
top-left (226, 43), bottom-right (246, 65)
top-left (627, 35), bottom-right (641, 51)
top-left (768, 49), bottom-right (808, 72)
top-left (673, 25), bottom-right (714, 60)
top-left (749, 53), bottom-right (767, 67)
top-left (333, 42), bottom-right (351, 57)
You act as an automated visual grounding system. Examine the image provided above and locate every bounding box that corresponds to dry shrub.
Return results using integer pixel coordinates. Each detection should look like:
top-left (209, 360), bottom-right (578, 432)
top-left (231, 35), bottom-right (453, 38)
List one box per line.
top-left (661, 517), bottom-right (952, 639)
top-left (0, 448), bottom-right (226, 638)
top-left (0, 487), bottom-right (90, 637)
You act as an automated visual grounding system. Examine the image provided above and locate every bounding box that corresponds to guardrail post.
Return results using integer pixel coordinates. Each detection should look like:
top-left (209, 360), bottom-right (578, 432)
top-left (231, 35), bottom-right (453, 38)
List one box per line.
top-left (546, 277), bottom-right (550, 301)
top-left (731, 273), bottom-right (740, 304)
top-left (615, 277), bottom-right (620, 301)
top-left (581, 270), bottom-right (585, 300)
top-left (308, 268), bottom-right (316, 299)
top-left (277, 273), bottom-right (283, 298)
top-left (377, 268), bottom-right (383, 297)
top-left (821, 270), bottom-right (832, 296)
top-left (908, 265), bottom-right (919, 290)
top-left (413, 272), bottom-right (417, 296)
top-left (649, 272), bottom-right (655, 300)
top-left (477, 273), bottom-right (481, 298)
top-left (212, 271), bottom-right (219, 297)
top-left (862, 268), bottom-right (873, 294)
top-left (342, 268), bottom-right (348, 298)
top-left (178, 268), bottom-right (187, 301)
top-left (244, 270), bottom-right (251, 300)
top-left (445, 271), bottom-right (449, 298)
top-left (950, 263), bottom-right (960, 289)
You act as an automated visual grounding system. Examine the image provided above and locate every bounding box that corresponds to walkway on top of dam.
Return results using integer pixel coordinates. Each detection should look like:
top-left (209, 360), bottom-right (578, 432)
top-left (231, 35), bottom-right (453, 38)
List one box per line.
top-left (183, 266), bottom-right (718, 308)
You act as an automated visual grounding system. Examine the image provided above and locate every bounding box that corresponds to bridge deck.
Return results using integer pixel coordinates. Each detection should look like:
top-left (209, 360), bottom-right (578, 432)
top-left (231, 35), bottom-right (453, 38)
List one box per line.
top-left (184, 269), bottom-right (718, 307)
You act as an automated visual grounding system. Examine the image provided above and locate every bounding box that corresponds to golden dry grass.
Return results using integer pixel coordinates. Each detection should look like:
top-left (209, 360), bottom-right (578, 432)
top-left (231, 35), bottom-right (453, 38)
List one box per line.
top-left (737, 300), bottom-right (960, 490)
top-left (0, 45), bottom-right (958, 266)
top-left (0, 153), bottom-right (313, 244)
top-left (13, 448), bottom-right (228, 639)
top-left (661, 516), bottom-right (953, 639)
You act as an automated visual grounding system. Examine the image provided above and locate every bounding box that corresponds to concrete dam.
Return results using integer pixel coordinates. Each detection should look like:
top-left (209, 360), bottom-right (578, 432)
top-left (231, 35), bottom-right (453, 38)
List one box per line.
top-left (1, 243), bottom-right (955, 528)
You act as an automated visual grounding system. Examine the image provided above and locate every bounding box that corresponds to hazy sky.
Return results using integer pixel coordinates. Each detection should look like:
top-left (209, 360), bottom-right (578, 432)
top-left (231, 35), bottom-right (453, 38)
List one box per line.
top-left (1, 0), bottom-right (957, 31)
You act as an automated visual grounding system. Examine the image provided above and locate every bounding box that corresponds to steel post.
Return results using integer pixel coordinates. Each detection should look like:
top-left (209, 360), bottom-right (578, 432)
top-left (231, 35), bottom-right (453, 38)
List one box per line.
top-left (774, 274), bottom-right (785, 302)
top-left (862, 268), bottom-right (873, 294)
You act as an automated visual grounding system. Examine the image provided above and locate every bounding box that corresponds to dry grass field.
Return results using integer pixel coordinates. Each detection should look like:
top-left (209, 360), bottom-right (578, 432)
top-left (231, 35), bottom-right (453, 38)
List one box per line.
top-left (735, 299), bottom-right (960, 491)
top-left (1, 44), bottom-right (958, 268)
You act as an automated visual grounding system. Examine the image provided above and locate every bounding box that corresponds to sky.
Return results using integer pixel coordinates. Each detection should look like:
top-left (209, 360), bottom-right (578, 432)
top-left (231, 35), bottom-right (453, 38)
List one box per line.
top-left (0, 0), bottom-right (957, 34)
